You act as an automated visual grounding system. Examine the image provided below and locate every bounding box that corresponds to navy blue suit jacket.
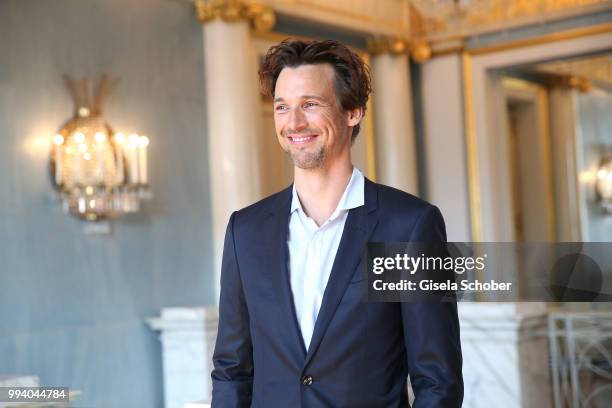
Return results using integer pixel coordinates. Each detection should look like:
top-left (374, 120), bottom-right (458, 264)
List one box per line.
top-left (211, 178), bottom-right (463, 407)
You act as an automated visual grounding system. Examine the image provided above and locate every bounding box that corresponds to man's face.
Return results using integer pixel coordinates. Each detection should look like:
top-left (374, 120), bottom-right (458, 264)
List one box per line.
top-left (273, 64), bottom-right (360, 169)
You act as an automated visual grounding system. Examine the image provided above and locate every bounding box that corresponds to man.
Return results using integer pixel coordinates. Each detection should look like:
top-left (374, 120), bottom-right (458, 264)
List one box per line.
top-left (211, 39), bottom-right (463, 407)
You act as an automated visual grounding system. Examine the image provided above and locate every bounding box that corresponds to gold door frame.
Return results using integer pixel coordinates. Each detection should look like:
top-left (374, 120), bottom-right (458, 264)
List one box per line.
top-left (462, 22), bottom-right (612, 241)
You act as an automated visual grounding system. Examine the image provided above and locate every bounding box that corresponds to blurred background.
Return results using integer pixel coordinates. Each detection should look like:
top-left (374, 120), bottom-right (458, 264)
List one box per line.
top-left (1, 0), bottom-right (612, 407)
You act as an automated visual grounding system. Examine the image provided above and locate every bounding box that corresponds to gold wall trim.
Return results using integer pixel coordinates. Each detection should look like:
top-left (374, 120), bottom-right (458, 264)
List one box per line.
top-left (538, 85), bottom-right (557, 242)
top-left (468, 22), bottom-right (612, 56)
top-left (361, 53), bottom-right (377, 182)
top-left (502, 77), bottom-right (541, 93)
top-left (462, 53), bottom-right (482, 242)
top-left (430, 45), bottom-right (465, 58)
top-left (502, 78), bottom-right (558, 241)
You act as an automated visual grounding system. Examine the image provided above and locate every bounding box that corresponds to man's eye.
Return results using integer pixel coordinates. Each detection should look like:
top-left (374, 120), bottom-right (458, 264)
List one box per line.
top-left (304, 102), bottom-right (318, 108)
top-left (275, 105), bottom-right (288, 112)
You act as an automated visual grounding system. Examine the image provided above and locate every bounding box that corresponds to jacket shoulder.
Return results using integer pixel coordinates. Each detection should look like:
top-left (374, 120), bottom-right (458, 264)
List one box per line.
top-left (232, 185), bottom-right (292, 227)
top-left (373, 181), bottom-right (434, 215)
top-left (371, 181), bottom-right (447, 241)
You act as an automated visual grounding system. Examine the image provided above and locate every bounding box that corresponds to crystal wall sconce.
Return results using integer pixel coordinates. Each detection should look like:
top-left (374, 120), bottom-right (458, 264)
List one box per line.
top-left (50, 75), bottom-right (151, 221)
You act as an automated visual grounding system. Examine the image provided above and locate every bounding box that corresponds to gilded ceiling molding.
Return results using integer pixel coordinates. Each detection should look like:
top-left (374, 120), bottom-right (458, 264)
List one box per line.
top-left (412, 0), bottom-right (612, 40)
top-left (366, 36), bottom-right (432, 64)
top-left (567, 75), bottom-right (592, 93)
top-left (195, 0), bottom-right (276, 31)
top-left (429, 38), bottom-right (465, 57)
top-left (366, 36), bottom-right (410, 56)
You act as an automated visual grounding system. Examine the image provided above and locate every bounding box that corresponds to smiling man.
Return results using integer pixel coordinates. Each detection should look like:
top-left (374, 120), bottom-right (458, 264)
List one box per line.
top-left (211, 39), bottom-right (463, 408)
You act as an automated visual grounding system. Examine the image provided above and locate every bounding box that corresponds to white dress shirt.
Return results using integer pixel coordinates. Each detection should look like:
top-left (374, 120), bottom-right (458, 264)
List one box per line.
top-left (287, 167), bottom-right (365, 351)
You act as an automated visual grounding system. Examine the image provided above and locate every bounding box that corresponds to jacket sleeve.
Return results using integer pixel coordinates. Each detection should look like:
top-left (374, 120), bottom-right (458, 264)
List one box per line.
top-left (401, 205), bottom-right (464, 408)
top-left (211, 212), bottom-right (253, 407)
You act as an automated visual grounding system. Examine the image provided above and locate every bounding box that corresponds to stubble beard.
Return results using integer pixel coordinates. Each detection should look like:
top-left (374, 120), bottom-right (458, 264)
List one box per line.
top-left (286, 145), bottom-right (326, 169)
top-left (281, 129), bottom-right (328, 169)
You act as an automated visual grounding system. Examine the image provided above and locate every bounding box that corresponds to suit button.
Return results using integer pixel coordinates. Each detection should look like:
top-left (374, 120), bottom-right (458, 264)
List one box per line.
top-left (301, 375), bottom-right (313, 386)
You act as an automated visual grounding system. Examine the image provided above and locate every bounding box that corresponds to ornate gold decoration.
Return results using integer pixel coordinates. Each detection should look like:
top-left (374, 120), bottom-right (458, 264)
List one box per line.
top-left (411, 0), bottom-right (611, 39)
top-left (195, 0), bottom-right (276, 31)
top-left (531, 55), bottom-right (611, 91)
top-left (367, 36), bottom-right (432, 63)
top-left (410, 39), bottom-right (432, 63)
top-left (366, 36), bottom-right (410, 55)
top-left (568, 75), bottom-right (593, 93)
top-left (250, 5), bottom-right (276, 31)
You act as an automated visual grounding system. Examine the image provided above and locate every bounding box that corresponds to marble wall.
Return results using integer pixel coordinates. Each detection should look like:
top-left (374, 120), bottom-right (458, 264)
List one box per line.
top-left (0, 1), bottom-right (214, 407)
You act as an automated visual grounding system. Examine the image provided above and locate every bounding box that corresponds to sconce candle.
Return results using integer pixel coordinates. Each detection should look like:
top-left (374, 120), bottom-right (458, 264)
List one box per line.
top-left (127, 133), bottom-right (140, 185)
top-left (138, 136), bottom-right (149, 185)
top-left (596, 157), bottom-right (612, 213)
top-left (114, 132), bottom-right (125, 185)
top-left (53, 134), bottom-right (64, 185)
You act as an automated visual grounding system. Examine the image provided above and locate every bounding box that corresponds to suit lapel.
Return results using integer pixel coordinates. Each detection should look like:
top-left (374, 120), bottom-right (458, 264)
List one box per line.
top-left (304, 179), bottom-right (379, 367)
top-left (267, 186), bottom-right (308, 359)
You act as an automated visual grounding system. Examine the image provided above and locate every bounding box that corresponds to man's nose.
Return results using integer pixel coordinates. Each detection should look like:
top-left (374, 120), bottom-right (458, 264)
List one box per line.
top-left (287, 107), bottom-right (307, 131)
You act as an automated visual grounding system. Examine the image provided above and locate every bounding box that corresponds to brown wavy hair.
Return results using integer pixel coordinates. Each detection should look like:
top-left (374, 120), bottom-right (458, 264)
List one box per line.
top-left (259, 39), bottom-right (372, 141)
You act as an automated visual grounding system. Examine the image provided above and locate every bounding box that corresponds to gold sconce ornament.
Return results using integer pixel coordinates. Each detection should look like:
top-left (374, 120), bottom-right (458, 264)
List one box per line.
top-left (51, 75), bottom-right (151, 221)
top-left (596, 157), bottom-right (612, 214)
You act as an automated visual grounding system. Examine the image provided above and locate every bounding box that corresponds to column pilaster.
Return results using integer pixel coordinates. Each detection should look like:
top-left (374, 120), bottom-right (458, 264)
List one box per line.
top-left (196, 0), bottom-right (275, 298)
top-left (368, 37), bottom-right (426, 195)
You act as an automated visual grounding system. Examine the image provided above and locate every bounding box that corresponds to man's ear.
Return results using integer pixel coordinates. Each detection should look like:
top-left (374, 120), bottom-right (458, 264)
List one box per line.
top-left (347, 107), bottom-right (363, 127)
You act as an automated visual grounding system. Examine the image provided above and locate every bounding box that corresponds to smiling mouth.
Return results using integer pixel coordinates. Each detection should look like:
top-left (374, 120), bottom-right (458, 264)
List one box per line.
top-left (288, 135), bottom-right (317, 144)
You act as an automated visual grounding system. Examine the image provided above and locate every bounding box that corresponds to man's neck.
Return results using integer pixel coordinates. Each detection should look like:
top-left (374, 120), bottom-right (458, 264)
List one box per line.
top-left (293, 159), bottom-right (353, 227)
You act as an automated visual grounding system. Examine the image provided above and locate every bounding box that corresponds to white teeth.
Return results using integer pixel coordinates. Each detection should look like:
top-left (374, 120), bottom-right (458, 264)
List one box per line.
top-left (291, 136), bottom-right (313, 142)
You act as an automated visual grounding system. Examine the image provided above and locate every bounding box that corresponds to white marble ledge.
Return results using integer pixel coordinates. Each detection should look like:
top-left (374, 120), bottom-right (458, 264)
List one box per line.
top-left (184, 402), bottom-right (211, 408)
top-left (148, 306), bottom-right (218, 408)
top-left (458, 303), bottom-right (549, 341)
top-left (458, 302), bottom-right (547, 319)
top-left (0, 375), bottom-right (39, 387)
top-left (147, 307), bottom-right (218, 332)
